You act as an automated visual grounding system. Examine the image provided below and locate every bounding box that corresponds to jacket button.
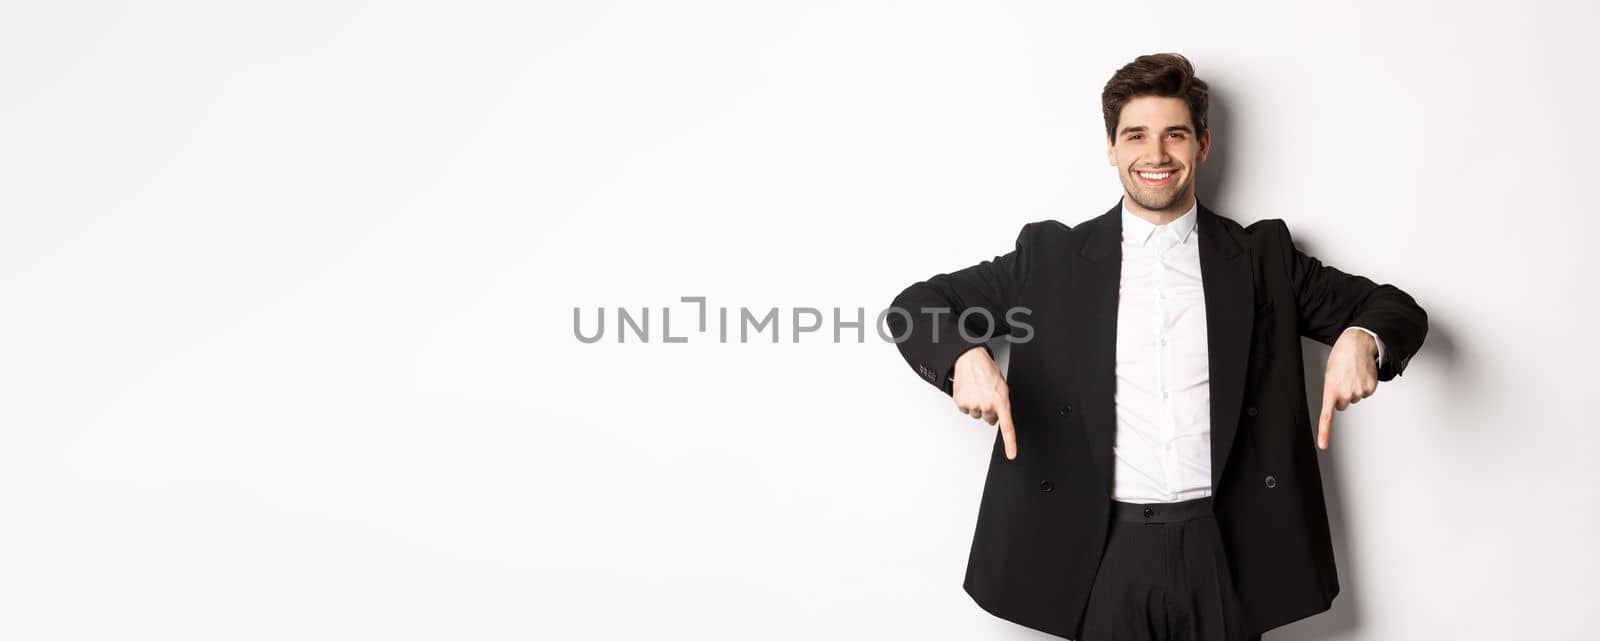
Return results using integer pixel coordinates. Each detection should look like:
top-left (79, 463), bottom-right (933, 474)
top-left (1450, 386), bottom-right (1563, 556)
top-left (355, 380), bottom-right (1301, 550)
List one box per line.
top-left (1246, 406), bottom-right (1258, 417)
top-left (1059, 403), bottom-right (1072, 416)
top-left (1040, 480), bottom-right (1053, 493)
top-left (1143, 507), bottom-right (1154, 518)
top-left (1265, 475), bottom-right (1277, 488)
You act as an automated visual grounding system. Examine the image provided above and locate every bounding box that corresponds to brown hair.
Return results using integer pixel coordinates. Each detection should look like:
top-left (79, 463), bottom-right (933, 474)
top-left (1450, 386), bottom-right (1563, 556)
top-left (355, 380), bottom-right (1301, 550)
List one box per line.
top-left (1102, 53), bottom-right (1209, 140)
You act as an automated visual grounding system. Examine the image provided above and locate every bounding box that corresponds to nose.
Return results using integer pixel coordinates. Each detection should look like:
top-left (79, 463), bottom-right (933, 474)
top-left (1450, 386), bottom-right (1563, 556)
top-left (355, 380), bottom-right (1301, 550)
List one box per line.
top-left (1153, 137), bottom-right (1174, 165)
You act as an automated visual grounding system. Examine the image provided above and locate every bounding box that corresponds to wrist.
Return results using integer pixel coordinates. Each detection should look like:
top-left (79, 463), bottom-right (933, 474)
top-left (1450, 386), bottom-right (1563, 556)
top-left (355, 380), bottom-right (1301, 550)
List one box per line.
top-left (951, 344), bottom-right (992, 380)
top-left (1344, 327), bottom-right (1378, 358)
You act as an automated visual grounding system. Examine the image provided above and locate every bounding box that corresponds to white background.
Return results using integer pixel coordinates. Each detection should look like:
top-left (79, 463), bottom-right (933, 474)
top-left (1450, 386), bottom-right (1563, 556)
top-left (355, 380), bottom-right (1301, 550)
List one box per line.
top-left (2, 1), bottom-right (1595, 639)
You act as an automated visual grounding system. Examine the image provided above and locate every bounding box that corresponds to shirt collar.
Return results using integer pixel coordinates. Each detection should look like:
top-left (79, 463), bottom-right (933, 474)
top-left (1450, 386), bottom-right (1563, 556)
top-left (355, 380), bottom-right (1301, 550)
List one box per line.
top-left (1120, 199), bottom-right (1199, 247)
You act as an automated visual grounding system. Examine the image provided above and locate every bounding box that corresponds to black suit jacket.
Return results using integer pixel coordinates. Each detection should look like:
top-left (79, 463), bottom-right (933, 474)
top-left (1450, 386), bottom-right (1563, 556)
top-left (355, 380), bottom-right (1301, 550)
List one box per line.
top-left (887, 198), bottom-right (1427, 638)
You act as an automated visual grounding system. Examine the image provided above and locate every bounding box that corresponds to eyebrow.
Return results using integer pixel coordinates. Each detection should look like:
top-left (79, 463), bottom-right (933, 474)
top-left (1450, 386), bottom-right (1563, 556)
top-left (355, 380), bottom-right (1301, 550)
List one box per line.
top-left (1118, 124), bottom-right (1195, 137)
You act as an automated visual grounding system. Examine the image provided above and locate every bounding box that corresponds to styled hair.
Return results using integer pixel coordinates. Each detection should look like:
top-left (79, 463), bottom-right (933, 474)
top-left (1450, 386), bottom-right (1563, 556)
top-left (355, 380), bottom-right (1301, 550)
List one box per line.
top-left (1102, 53), bottom-right (1209, 140)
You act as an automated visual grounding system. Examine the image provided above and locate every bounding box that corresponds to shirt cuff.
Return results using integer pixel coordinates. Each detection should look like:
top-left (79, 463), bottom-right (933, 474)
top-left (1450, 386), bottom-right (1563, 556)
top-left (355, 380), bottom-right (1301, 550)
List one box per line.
top-left (1348, 326), bottom-right (1386, 366)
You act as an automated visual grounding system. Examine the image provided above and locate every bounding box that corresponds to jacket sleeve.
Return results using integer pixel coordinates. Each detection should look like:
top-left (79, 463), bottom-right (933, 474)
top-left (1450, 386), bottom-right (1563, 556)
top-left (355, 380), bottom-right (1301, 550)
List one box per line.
top-left (1275, 219), bottom-right (1429, 381)
top-left (887, 222), bottom-right (1036, 395)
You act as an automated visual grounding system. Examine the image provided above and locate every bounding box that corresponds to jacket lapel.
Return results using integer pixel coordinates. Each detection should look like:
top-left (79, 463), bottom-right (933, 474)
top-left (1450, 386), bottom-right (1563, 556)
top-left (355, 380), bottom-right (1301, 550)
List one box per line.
top-left (1196, 201), bottom-right (1253, 492)
top-left (1072, 201), bottom-right (1122, 497)
top-left (1071, 198), bottom-right (1253, 498)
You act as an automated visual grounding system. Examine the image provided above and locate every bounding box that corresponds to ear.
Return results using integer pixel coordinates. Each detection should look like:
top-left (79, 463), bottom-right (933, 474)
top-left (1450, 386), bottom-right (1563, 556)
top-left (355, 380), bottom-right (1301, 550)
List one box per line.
top-left (1196, 129), bottom-right (1211, 166)
top-left (1106, 133), bottom-right (1117, 166)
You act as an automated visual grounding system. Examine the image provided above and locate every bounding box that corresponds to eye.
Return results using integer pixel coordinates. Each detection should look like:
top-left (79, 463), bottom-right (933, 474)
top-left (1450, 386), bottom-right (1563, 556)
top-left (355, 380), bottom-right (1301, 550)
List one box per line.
top-left (1128, 134), bottom-right (1143, 141)
top-left (1168, 132), bottom-right (1186, 140)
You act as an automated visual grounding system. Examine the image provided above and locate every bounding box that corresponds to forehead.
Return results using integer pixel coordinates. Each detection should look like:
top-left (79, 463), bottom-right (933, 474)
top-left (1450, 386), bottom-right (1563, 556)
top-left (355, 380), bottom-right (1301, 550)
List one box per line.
top-left (1117, 95), bottom-right (1193, 131)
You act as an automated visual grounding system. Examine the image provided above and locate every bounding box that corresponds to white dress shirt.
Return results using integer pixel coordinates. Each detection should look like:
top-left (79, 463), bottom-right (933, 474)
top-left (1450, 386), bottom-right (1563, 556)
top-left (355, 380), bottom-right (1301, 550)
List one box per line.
top-left (1111, 201), bottom-right (1385, 503)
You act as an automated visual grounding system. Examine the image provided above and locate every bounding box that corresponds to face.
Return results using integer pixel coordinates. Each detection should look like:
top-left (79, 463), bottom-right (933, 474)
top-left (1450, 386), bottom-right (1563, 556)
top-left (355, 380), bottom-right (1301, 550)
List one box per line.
top-left (1105, 95), bottom-right (1210, 216)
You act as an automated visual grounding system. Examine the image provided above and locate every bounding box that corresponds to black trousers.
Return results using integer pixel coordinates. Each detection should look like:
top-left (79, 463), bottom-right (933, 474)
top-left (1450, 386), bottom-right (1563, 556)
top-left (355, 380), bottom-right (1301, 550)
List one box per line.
top-left (1078, 497), bottom-right (1261, 641)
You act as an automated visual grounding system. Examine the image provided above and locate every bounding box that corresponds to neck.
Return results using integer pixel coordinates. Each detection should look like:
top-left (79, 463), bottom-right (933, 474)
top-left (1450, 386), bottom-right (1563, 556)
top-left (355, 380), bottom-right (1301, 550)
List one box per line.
top-left (1123, 192), bottom-right (1196, 227)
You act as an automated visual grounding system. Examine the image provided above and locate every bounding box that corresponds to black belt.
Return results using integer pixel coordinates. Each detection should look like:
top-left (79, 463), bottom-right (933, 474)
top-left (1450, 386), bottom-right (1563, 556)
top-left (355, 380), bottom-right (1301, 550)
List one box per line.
top-left (1111, 496), bottom-right (1214, 523)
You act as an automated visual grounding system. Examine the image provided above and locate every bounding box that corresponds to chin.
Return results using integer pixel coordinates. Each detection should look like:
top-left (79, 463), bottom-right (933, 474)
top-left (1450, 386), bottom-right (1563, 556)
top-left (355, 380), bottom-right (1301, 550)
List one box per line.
top-left (1127, 192), bottom-right (1179, 212)
top-left (1136, 185), bottom-right (1191, 212)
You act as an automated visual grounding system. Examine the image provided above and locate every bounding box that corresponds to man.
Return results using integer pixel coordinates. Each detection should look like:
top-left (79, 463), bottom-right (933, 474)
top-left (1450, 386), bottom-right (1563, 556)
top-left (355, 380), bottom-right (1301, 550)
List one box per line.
top-left (886, 53), bottom-right (1427, 641)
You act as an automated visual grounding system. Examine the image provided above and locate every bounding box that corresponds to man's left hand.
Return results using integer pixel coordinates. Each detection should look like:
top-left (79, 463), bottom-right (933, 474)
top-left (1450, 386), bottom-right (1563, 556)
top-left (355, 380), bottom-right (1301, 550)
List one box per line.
top-left (1317, 327), bottom-right (1380, 450)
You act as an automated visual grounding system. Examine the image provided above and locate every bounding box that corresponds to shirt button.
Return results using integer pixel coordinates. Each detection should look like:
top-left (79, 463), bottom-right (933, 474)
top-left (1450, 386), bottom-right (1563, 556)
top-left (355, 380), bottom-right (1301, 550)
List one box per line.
top-left (1162, 392), bottom-right (1169, 400)
top-left (1265, 475), bottom-right (1278, 488)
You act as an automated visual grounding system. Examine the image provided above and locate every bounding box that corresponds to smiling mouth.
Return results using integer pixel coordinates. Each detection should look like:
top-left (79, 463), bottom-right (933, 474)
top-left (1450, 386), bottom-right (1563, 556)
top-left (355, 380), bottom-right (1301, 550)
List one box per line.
top-left (1135, 169), bottom-right (1178, 187)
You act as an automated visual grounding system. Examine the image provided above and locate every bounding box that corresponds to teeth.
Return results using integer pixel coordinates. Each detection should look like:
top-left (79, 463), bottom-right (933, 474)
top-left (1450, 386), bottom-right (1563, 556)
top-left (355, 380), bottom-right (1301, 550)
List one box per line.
top-left (1138, 171), bottom-right (1172, 180)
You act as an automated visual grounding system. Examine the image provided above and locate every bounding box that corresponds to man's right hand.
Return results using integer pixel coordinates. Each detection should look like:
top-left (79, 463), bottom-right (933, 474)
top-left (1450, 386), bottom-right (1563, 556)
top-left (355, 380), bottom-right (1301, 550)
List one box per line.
top-left (951, 346), bottom-right (1017, 460)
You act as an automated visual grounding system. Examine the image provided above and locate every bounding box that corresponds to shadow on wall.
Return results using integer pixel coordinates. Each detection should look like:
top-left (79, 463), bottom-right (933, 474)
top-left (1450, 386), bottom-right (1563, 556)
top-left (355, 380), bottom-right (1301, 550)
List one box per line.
top-left (1195, 84), bottom-right (1234, 212)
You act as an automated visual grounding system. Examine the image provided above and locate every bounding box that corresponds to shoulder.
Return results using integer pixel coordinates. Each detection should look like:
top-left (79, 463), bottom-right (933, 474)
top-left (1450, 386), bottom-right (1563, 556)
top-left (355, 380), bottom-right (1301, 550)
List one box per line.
top-left (1007, 218), bottom-right (1073, 252)
top-left (1209, 210), bottom-right (1295, 251)
top-left (1206, 212), bottom-right (1299, 278)
top-left (1015, 207), bottom-right (1115, 246)
top-left (1012, 217), bottom-right (1091, 264)
top-left (1239, 216), bottom-right (1289, 236)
